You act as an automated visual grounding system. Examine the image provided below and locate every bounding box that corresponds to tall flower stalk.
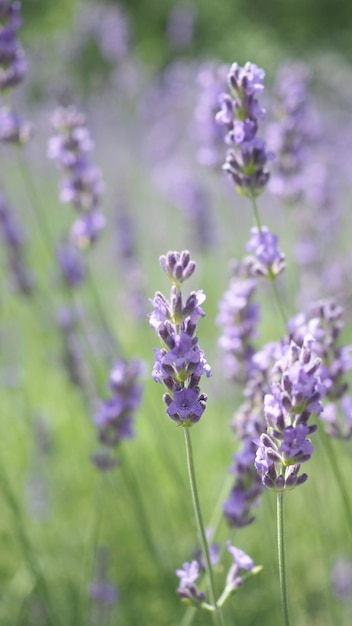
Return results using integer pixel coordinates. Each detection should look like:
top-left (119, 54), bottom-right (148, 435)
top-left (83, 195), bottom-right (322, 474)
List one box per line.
top-left (149, 250), bottom-right (223, 624)
top-left (215, 61), bottom-right (321, 626)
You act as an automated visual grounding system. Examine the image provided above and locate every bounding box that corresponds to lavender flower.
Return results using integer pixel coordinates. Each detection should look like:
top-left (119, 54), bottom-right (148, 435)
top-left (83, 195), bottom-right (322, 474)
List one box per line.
top-left (266, 62), bottom-right (317, 203)
top-left (255, 335), bottom-right (325, 491)
top-left (216, 258), bottom-right (259, 384)
top-left (56, 239), bottom-right (86, 288)
top-left (245, 226), bottom-right (285, 279)
top-left (216, 62), bottom-right (274, 197)
top-left (225, 541), bottom-right (256, 591)
top-left (56, 307), bottom-right (87, 393)
top-left (149, 250), bottom-right (211, 427)
top-left (194, 62), bottom-right (229, 167)
top-left (0, 0), bottom-right (27, 91)
top-left (92, 358), bottom-right (144, 469)
top-left (0, 105), bottom-right (32, 144)
top-left (48, 105), bottom-right (105, 248)
top-left (175, 560), bottom-right (205, 604)
top-left (289, 299), bottom-right (352, 439)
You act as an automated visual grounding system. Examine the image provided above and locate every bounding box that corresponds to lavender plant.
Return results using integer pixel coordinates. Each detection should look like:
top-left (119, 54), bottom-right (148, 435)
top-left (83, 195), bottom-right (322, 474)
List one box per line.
top-left (214, 60), bottom-right (347, 626)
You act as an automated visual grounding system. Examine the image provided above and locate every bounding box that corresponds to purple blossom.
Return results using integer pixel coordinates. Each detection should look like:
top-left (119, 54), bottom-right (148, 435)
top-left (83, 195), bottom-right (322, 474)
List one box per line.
top-left (246, 226), bottom-right (285, 278)
top-left (216, 259), bottom-right (259, 383)
top-left (48, 105), bottom-right (105, 247)
top-left (216, 62), bottom-right (273, 197)
top-left (166, 387), bottom-right (206, 425)
top-left (149, 251), bottom-right (210, 427)
top-left (0, 105), bottom-right (32, 144)
top-left (56, 240), bottom-right (86, 288)
top-left (0, 0), bottom-right (27, 91)
top-left (225, 541), bottom-right (256, 591)
top-left (255, 335), bottom-right (325, 491)
top-left (175, 560), bottom-right (205, 603)
top-left (194, 62), bottom-right (229, 167)
top-left (92, 358), bottom-right (143, 468)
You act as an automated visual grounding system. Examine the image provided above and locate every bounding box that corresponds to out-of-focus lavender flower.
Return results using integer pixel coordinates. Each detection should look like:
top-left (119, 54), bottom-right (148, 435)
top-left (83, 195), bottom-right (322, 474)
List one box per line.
top-left (245, 226), bottom-right (285, 279)
top-left (224, 439), bottom-right (263, 528)
top-left (175, 560), bottom-right (205, 604)
top-left (48, 105), bottom-right (105, 248)
top-left (331, 557), bottom-right (352, 602)
top-left (255, 335), bottom-right (325, 491)
top-left (0, 105), bottom-right (32, 144)
top-left (216, 258), bottom-right (259, 384)
top-left (56, 239), bottom-right (85, 288)
top-left (216, 62), bottom-right (274, 197)
top-left (192, 528), bottom-right (220, 571)
top-left (0, 191), bottom-right (34, 295)
top-left (24, 415), bottom-right (53, 521)
top-left (0, 0), bottom-right (27, 91)
top-left (194, 62), bottom-right (229, 167)
top-left (92, 358), bottom-right (144, 469)
top-left (166, 2), bottom-right (197, 51)
top-left (89, 545), bottom-right (119, 625)
top-left (89, 582), bottom-right (119, 606)
top-left (149, 250), bottom-right (211, 427)
top-left (74, 2), bottom-right (130, 64)
top-left (266, 62), bottom-right (318, 203)
top-left (56, 307), bottom-right (88, 393)
top-left (289, 299), bottom-right (352, 439)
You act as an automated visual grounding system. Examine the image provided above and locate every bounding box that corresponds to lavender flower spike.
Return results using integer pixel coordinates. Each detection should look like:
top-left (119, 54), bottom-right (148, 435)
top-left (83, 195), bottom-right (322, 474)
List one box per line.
top-left (149, 250), bottom-right (211, 427)
top-left (255, 334), bottom-right (326, 491)
top-left (246, 226), bottom-right (286, 279)
top-left (216, 61), bottom-right (274, 197)
top-left (48, 105), bottom-right (105, 248)
top-left (92, 358), bottom-right (144, 470)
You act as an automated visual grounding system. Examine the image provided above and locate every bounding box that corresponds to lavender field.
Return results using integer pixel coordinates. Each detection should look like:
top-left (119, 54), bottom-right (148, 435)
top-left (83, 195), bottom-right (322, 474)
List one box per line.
top-left (1, 2), bottom-right (352, 625)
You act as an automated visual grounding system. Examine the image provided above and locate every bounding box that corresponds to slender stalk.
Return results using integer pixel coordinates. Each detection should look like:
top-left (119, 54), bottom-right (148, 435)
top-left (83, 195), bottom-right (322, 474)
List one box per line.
top-left (183, 428), bottom-right (225, 626)
top-left (276, 492), bottom-right (291, 626)
top-left (249, 192), bottom-right (263, 232)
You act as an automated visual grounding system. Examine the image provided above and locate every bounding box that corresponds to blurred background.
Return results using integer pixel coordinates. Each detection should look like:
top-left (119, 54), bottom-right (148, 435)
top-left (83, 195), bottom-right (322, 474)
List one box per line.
top-left (1, 1), bottom-right (352, 626)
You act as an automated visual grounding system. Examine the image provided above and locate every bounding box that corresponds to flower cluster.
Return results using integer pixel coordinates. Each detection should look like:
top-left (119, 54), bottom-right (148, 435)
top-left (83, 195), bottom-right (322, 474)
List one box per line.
top-left (48, 105), bottom-right (105, 248)
top-left (216, 62), bottom-right (274, 197)
top-left (245, 226), bottom-right (285, 279)
top-left (255, 334), bottom-right (325, 491)
top-left (0, 1), bottom-right (32, 145)
top-left (56, 239), bottom-right (86, 289)
top-left (216, 258), bottom-right (259, 384)
top-left (289, 300), bottom-right (352, 439)
top-left (149, 250), bottom-right (211, 427)
top-left (194, 62), bottom-right (229, 167)
top-left (266, 62), bottom-right (316, 203)
top-left (0, 0), bottom-right (26, 90)
top-left (93, 358), bottom-right (144, 470)
top-left (175, 541), bottom-right (258, 607)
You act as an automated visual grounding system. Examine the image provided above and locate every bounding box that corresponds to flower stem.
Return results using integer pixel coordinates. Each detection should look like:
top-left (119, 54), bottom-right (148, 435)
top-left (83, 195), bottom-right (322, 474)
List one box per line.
top-left (183, 428), bottom-right (225, 626)
top-left (276, 492), bottom-right (291, 626)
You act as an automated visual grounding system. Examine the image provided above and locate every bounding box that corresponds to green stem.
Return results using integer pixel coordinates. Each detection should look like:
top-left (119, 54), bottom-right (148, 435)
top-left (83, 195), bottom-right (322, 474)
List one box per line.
top-left (276, 492), bottom-right (291, 626)
top-left (183, 428), bottom-right (225, 626)
top-left (250, 193), bottom-right (262, 232)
